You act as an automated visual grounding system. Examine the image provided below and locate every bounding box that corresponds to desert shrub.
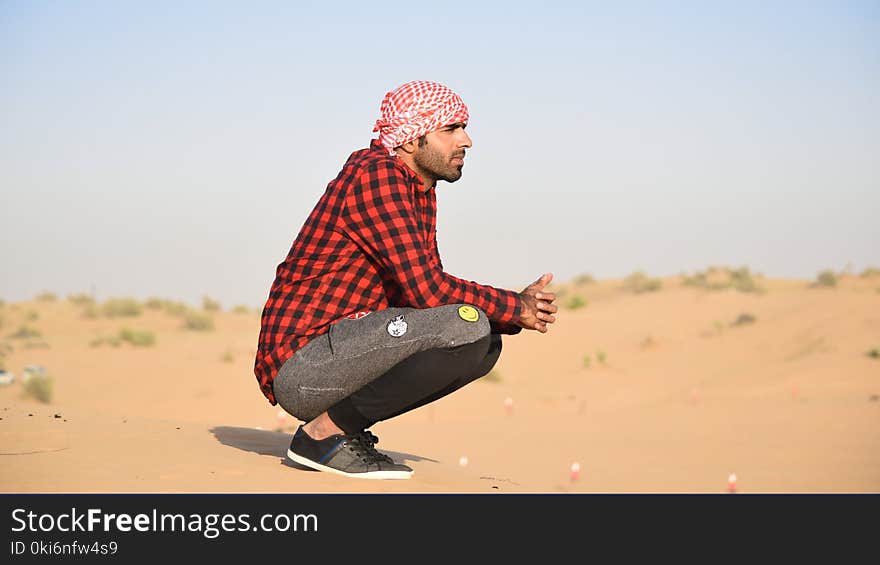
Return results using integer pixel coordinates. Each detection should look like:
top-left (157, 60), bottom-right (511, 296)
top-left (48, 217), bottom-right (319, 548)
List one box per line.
top-left (582, 354), bottom-right (592, 368)
top-left (729, 267), bottom-right (759, 293)
top-left (565, 295), bottom-right (587, 310)
top-left (183, 309), bottom-right (214, 331)
top-left (814, 270), bottom-right (837, 288)
top-left (23, 374), bottom-right (53, 403)
top-left (597, 350), bottom-right (607, 364)
top-left (622, 271), bottom-right (662, 294)
top-left (81, 304), bottom-right (99, 319)
top-left (859, 267), bottom-right (880, 278)
top-left (8, 325), bottom-right (41, 339)
top-left (144, 297), bottom-right (164, 310)
top-left (202, 296), bottom-right (222, 312)
top-left (867, 348), bottom-right (879, 359)
top-left (118, 328), bottom-right (156, 347)
top-left (67, 293), bottom-right (95, 306)
top-left (573, 273), bottom-right (596, 285)
top-left (682, 266), bottom-right (763, 293)
top-left (91, 335), bottom-right (123, 347)
top-left (221, 350), bottom-right (235, 363)
top-left (101, 298), bottom-right (142, 317)
top-left (232, 305), bottom-right (252, 314)
top-left (162, 300), bottom-right (189, 317)
top-left (682, 272), bottom-right (708, 287)
top-left (731, 312), bottom-right (757, 326)
top-left (35, 291), bottom-right (57, 302)
top-left (24, 310), bottom-right (39, 322)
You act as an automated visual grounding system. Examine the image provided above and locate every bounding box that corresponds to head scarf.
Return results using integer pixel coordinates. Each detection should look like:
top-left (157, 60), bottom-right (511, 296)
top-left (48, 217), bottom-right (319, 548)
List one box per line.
top-left (373, 80), bottom-right (469, 156)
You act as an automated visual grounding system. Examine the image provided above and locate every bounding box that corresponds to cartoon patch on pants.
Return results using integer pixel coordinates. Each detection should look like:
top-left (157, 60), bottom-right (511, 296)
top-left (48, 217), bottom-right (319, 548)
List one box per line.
top-left (386, 315), bottom-right (408, 337)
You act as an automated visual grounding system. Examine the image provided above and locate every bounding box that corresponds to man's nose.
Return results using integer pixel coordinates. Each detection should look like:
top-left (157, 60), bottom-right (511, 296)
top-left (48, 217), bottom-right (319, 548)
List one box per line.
top-left (457, 129), bottom-right (472, 148)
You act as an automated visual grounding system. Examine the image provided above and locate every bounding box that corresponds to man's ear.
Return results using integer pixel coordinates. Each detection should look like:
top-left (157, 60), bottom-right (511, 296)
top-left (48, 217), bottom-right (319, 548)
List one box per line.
top-left (396, 140), bottom-right (417, 155)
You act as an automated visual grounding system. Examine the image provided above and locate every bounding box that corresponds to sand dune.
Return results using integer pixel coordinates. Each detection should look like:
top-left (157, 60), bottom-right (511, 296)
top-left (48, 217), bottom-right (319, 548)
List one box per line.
top-left (2, 272), bottom-right (879, 493)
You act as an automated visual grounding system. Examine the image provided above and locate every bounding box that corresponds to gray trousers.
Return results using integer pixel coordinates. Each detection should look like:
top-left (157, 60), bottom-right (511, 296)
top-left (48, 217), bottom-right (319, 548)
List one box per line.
top-left (273, 304), bottom-right (501, 432)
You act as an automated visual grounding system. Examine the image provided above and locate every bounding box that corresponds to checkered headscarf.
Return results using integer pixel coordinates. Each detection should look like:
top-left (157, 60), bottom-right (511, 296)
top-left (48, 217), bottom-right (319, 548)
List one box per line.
top-left (372, 80), bottom-right (469, 156)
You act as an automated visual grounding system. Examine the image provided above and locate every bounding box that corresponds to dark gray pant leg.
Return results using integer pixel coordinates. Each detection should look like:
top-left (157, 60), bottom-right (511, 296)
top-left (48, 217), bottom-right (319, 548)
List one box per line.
top-left (348, 332), bottom-right (503, 425)
top-left (273, 304), bottom-right (491, 423)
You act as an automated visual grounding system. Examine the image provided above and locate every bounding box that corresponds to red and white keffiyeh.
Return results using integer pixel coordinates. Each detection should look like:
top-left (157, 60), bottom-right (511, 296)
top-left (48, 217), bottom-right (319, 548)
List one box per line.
top-left (373, 80), bottom-right (469, 156)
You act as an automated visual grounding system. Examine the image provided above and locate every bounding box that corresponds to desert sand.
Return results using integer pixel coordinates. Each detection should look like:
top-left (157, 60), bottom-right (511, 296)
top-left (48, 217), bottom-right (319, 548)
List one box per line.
top-left (2, 270), bottom-right (879, 493)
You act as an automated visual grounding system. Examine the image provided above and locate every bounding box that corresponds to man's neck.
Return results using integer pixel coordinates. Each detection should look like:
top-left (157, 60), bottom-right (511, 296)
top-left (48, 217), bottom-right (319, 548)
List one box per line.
top-left (394, 153), bottom-right (436, 191)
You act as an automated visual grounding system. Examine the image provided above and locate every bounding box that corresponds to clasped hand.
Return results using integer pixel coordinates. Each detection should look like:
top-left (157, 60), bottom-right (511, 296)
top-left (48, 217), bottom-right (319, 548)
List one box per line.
top-left (517, 273), bottom-right (558, 333)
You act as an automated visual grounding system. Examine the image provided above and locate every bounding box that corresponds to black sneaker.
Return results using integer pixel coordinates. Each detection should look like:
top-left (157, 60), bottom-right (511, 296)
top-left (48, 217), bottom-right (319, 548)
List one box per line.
top-left (287, 426), bottom-right (413, 480)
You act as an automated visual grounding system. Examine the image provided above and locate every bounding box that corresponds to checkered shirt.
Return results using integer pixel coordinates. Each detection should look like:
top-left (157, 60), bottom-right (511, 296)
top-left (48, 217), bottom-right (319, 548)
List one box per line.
top-left (254, 139), bottom-right (522, 405)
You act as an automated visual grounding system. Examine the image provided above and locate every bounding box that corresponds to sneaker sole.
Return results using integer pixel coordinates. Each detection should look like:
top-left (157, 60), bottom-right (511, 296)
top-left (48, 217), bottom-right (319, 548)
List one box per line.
top-left (287, 449), bottom-right (414, 480)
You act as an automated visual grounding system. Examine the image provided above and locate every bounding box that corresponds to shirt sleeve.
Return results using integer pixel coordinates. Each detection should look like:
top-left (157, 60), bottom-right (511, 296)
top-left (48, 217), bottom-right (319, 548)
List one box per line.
top-left (339, 160), bottom-right (522, 325)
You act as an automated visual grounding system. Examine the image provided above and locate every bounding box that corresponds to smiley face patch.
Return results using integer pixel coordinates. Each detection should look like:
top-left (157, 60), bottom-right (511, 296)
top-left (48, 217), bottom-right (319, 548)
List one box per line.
top-left (457, 305), bottom-right (479, 322)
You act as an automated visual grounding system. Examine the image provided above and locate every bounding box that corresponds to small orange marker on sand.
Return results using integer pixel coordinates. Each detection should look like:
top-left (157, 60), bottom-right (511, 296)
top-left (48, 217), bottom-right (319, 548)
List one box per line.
top-left (570, 462), bottom-right (581, 481)
top-left (690, 388), bottom-right (699, 404)
top-left (504, 397), bottom-right (514, 415)
top-left (727, 473), bottom-right (737, 493)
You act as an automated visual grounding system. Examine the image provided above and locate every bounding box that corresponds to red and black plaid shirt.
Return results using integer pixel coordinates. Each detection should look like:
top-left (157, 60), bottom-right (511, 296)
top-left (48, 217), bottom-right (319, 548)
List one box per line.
top-left (254, 139), bottom-right (523, 405)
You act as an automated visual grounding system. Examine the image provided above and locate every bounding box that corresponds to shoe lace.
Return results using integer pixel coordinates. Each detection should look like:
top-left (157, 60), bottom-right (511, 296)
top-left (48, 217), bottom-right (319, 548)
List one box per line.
top-left (346, 430), bottom-right (393, 464)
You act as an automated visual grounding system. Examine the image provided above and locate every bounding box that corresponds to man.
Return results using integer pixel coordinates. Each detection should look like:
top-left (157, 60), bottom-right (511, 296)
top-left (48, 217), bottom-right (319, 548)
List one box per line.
top-left (255, 80), bottom-right (558, 480)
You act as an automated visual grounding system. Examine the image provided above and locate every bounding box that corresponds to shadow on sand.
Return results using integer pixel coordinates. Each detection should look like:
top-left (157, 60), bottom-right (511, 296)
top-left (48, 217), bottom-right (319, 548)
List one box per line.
top-left (209, 426), bottom-right (436, 472)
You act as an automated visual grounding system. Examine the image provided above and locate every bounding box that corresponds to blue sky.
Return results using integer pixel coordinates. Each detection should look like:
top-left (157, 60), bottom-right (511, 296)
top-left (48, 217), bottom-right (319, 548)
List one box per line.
top-left (2, 1), bottom-right (878, 307)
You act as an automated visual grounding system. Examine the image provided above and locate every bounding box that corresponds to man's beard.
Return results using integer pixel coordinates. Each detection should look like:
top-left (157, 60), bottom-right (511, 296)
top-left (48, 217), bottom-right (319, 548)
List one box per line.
top-left (414, 143), bottom-right (464, 183)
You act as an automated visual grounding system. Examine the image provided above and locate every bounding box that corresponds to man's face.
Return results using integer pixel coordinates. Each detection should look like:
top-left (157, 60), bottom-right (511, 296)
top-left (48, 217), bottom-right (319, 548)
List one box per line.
top-left (412, 122), bottom-right (472, 183)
